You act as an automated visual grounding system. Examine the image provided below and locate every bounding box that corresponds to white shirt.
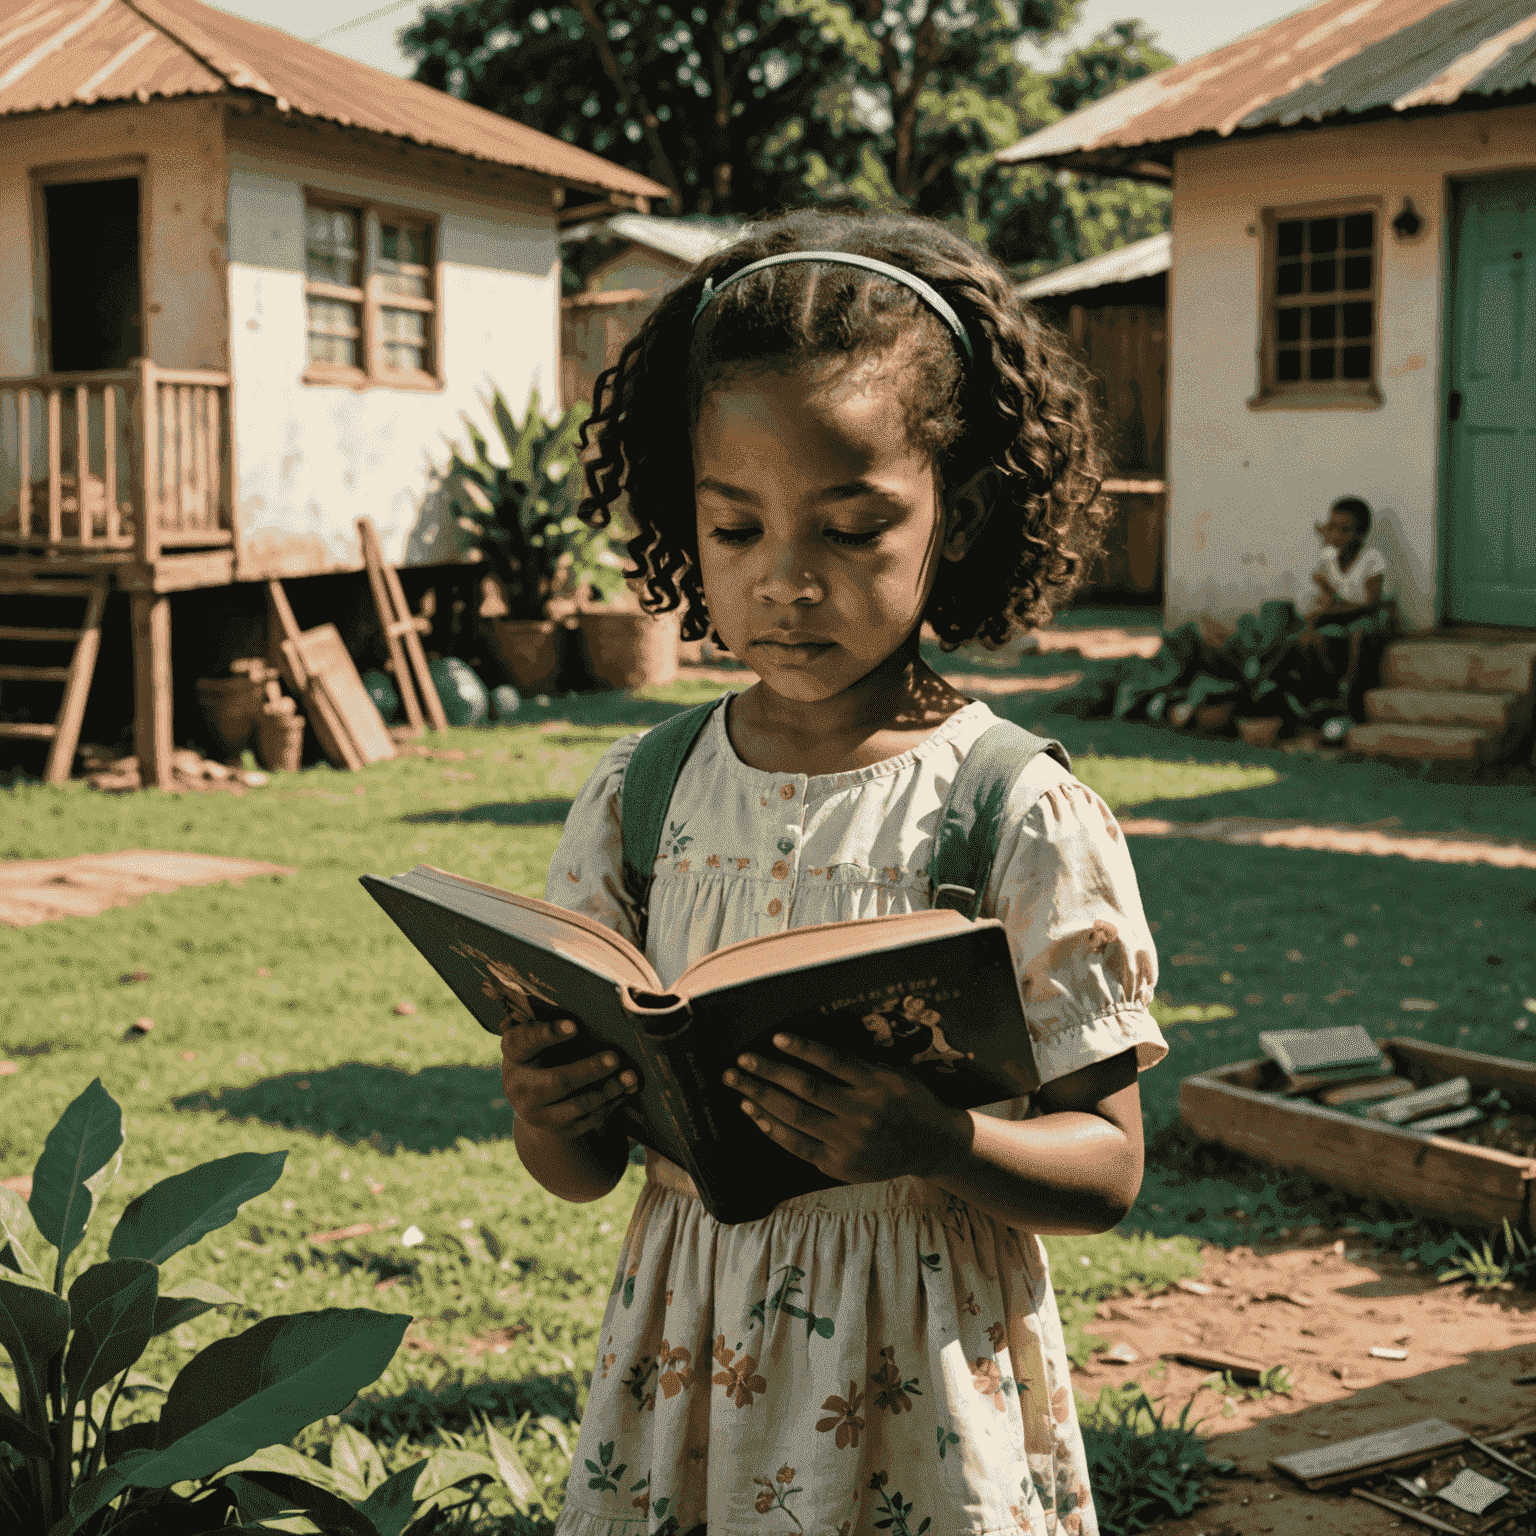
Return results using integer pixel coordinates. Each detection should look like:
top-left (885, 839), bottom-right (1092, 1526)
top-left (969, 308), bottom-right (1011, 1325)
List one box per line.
top-left (1314, 544), bottom-right (1386, 606)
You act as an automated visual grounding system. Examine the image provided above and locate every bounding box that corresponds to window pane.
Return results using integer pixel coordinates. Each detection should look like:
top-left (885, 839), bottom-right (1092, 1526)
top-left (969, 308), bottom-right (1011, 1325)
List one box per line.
top-left (1342, 300), bottom-right (1373, 338)
top-left (1341, 344), bottom-right (1372, 379)
top-left (382, 223), bottom-right (428, 265)
top-left (381, 307), bottom-right (426, 343)
top-left (1308, 304), bottom-right (1337, 341)
top-left (1308, 217), bottom-right (1338, 254)
top-left (1343, 211), bottom-right (1373, 248)
top-left (1277, 348), bottom-right (1302, 381)
top-left (1308, 346), bottom-right (1336, 381)
top-left (380, 272), bottom-right (429, 300)
top-left (1276, 306), bottom-right (1303, 343)
top-left (306, 205), bottom-right (361, 285)
top-left (306, 296), bottom-right (360, 367)
top-left (1309, 258), bottom-right (1337, 293)
top-left (1277, 219), bottom-right (1304, 258)
top-left (307, 332), bottom-right (357, 367)
top-left (1342, 253), bottom-right (1372, 290)
top-left (384, 342), bottom-right (427, 371)
top-left (1277, 262), bottom-right (1304, 296)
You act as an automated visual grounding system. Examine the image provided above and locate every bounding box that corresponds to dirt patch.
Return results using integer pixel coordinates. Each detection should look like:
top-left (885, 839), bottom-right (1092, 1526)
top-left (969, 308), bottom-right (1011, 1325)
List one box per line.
top-left (0, 850), bottom-right (296, 927)
top-left (1076, 1235), bottom-right (1536, 1532)
top-left (1119, 816), bottom-right (1536, 870)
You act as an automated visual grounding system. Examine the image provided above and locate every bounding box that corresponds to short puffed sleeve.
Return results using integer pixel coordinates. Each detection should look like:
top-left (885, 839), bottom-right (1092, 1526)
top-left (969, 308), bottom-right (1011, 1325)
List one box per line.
top-left (981, 754), bottom-right (1166, 1089)
top-left (542, 733), bottom-right (643, 945)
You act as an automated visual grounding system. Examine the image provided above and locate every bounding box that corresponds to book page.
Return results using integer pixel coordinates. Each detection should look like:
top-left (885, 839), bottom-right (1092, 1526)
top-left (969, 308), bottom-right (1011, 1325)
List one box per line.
top-left (401, 866), bottom-right (662, 992)
top-left (675, 908), bottom-right (974, 998)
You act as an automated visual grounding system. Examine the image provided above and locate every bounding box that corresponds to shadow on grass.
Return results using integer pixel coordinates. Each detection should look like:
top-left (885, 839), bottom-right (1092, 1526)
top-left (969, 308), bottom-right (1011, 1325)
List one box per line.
top-left (174, 1063), bottom-right (510, 1153)
top-left (343, 1370), bottom-right (582, 1438)
top-left (400, 797), bottom-right (575, 827)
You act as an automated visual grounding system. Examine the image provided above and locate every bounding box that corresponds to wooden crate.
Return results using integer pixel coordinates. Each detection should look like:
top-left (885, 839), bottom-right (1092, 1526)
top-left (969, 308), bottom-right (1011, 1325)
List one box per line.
top-left (1180, 1037), bottom-right (1536, 1233)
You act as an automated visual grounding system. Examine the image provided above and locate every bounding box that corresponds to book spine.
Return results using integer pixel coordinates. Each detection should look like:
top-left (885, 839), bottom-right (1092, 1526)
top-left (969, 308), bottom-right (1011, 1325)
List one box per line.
top-left (627, 1018), bottom-right (726, 1211)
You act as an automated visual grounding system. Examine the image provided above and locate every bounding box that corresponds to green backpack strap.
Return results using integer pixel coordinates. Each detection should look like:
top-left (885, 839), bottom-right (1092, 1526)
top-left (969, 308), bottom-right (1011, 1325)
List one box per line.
top-left (929, 721), bottom-right (1070, 919)
top-left (620, 699), bottom-right (723, 932)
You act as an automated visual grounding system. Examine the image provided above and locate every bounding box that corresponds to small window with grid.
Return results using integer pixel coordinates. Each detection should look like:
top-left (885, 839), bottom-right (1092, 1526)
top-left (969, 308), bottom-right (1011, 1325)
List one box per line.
top-left (1258, 206), bottom-right (1379, 405)
top-left (302, 195), bottom-right (439, 387)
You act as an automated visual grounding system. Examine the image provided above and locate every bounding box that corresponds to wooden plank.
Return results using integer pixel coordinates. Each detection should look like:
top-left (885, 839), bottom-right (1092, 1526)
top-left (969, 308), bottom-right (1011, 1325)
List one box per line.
top-left (0, 578), bottom-right (99, 597)
top-left (266, 580), bottom-right (306, 683)
top-left (75, 384), bottom-right (90, 545)
top-left (47, 387), bottom-right (61, 544)
top-left (0, 665), bottom-right (72, 682)
top-left (44, 581), bottom-right (106, 785)
top-left (131, 592), bottom-right (173, 789)
top-left (1388, 1037), bottom-right (1536, 1112)
top-left (1169, 1348), bottom-right (1272, 1383)
top-left (1180, 1065), bottom-right (1533, 1232)
top-left (206, 387), bottom-right (222, 531)
top-left (356, 516), bottom-right (422, 732)
top-left (1350, 1489), bottom-right (1461, 1532)
top-left (279, 633), bottom-right (363, 770)
top-left (1272, 1419), bottom-right (1466, 1490)
top-left (0, 627), bottom-right (82, 642)
top-left (137, 360), bottom-right (158, 561)
top-left (288, 624), bottom-right (395, 766)
top-left (0, 722), bottom-right (57, 740)
top-left (17, 388), bottom-right (30, 537)
top-left (177, 385), bottom-right (193, 529)
top-left (103, 385), bottom-right (118, 542)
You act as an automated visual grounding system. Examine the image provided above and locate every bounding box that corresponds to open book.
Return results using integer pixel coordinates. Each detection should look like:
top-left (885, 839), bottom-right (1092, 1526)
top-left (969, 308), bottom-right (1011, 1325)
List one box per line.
top-left (362, 865), bottom-right (1039, 1224)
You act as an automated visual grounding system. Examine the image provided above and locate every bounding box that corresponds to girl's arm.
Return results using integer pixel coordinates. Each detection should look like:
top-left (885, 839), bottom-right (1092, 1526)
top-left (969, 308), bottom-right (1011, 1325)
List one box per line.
top-left (1315, 572), bottom-right (1384, 623)
top-left (929, 1050), bottom-right (1142, 1234)
top-left (513, 1118), bottom-right (632, 1204)
top-left (725, 1039), bottom-right (1142, 1235)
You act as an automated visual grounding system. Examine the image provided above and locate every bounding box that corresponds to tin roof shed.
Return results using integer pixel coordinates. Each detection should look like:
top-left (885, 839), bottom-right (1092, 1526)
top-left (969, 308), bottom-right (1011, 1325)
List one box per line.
top-left (998, 0), bottom-right (1536, 180)
top-left (0, 0), bottom-right (667, 202)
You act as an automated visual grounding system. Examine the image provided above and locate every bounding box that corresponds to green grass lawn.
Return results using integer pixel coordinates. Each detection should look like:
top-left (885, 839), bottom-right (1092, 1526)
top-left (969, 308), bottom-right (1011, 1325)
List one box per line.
top-left (3, 674), bottom-right (1533, 1523)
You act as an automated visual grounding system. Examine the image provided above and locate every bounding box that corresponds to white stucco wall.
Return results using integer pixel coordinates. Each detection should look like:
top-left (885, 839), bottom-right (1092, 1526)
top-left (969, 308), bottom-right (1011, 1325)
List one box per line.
top-left (1165, 101), bottom-right (1536, 633)
top-left (226, 131), bottom-right (561, 576)
top-left (0, 98), bottom-right (229, 375)
top-left (588, 246), bottom-right (689, 295)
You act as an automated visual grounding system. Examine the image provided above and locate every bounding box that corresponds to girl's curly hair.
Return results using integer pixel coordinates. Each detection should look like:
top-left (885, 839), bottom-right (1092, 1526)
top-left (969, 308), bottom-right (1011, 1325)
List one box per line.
top-left (578, 206), bottom-right (1111, 649)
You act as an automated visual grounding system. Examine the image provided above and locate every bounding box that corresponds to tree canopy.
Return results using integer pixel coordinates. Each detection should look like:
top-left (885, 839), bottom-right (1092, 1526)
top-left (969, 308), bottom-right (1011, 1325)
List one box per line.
top-left (402, 0), bottom-right (1174, 271)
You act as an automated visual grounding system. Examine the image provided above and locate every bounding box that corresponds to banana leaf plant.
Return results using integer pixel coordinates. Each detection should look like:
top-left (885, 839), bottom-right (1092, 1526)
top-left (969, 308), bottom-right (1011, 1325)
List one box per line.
top-left (447, 387), bottom-right (625, 621)
top-left (0, 1080), bottom-right (541, 1534)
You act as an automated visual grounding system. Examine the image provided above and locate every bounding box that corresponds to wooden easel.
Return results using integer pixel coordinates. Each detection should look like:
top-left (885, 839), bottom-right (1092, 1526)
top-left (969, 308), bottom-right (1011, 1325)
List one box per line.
top-left (356, 517), bottom-right (448, 733)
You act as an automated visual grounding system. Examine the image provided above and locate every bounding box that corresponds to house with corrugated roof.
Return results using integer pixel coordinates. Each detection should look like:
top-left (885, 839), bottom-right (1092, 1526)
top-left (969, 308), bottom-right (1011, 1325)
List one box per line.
top-left (0, 0), bottom-right (664, 784)
top-left (1001, 0), bottom-right (1536, 764)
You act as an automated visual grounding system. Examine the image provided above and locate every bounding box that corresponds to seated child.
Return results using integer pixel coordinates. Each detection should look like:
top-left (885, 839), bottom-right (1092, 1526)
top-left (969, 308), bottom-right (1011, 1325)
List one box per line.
top-left (1299, 495), bottom-right (1390, 707)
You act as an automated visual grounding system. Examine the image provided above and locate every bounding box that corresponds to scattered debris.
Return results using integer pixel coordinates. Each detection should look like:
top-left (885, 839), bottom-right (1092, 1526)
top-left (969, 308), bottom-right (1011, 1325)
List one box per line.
top-left (1175, 1278), bottom-right (1213, 1296)
top-left (123, 1017), bottom-right (154, 1039)
top-left (1437, 1468), bottom-right (1508, 1515)
top-left (1272, 1418), bottom-right (1467, 1490)
top-left (1351, 1486), bottom-right (1461, 1531)
top-left (1370, 1345), bottom-right (1409, 1360)
top-left (1265, 1290), bottom-right (1313, 1307)
top-left (466, 1323), bottom-right (532, 1357)
top-left (119, 969), bottom-right (150, 983)
top-left (81, 743), bottom-right (269, 794)
top-left (392, 1000), bottom-right (417, 1017)
top-left (1170, 1347), bottom-right (1271, 1383)
top-left (1368, 1076), bottom-right (1472, 1124)
top-left (1466, 1435), bottom-right (1536, 1486)
top-left (1411, 1106), bottom-right (1484, 1135)
top-left (400, 1225), bottom-right (425, 1248)
top-left (1101, 1342), bottom-right (1139, 1364)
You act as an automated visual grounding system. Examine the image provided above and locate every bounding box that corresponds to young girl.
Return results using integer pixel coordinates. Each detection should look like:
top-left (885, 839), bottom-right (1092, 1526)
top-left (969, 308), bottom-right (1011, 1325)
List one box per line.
top-left (1299, 495), bottom-right (1390, 706)
top-left (500, 209), bottom-right (1166, 1536)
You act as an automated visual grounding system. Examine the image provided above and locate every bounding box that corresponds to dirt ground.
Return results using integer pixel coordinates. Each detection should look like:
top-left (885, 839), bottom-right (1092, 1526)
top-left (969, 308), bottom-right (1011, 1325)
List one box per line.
top-left (1076, 1232), bottom-right (1536, 1533)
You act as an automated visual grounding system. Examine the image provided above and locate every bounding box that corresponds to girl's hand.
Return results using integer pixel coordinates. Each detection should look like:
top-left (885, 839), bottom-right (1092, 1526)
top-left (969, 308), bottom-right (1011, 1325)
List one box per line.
top-left (501, 1017), bottom-right (638, 1141)
top-left (724, 1034), bottom-right (966, 1184)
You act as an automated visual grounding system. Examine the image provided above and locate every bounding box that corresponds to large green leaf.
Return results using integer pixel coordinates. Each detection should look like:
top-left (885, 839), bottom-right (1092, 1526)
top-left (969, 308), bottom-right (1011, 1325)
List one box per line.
top-left (0, 1274), bottom-right (70, 1428)
top-left (0, 1394), bottom-right (50, 1458)
top-left (0, 1186), bottom-right (46, 1283)
top-left (151, 1277), bottom-right (238, 1338)
top-left (224, 1471), bottom-right (374, 1535)
top-left (213, 1443), bottom-right (340, 1494)
top-left (327, 1422), bottom-right (386, 1502)
top-left (479, 1413), bottom-right (536, 1511)
top-left (29, 1079), bottom-right (124, 1280)
top-left (355, 1458), bottom-right (429, 1536)
top-left (64, 1259), bottom-right (158, 1404)
top-left (109, 1152), bottom-right (286, 1267)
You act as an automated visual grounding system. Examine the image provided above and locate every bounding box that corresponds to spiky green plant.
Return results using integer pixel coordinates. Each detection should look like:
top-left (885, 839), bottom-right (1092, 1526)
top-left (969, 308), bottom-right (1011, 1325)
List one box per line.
top-left (0, 1080), bottom-right (540, 1534)
top-left (447, 388), bottom-right (623, 620)
top-left (1436, 1218), bottom-right (1535, 1291)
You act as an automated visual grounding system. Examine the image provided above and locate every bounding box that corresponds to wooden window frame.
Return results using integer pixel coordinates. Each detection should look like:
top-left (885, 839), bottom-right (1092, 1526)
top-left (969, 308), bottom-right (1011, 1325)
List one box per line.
top-left (302, 190), bottom-right (442, 392)
top-left (1250, 197), bottom-right (1383, 411)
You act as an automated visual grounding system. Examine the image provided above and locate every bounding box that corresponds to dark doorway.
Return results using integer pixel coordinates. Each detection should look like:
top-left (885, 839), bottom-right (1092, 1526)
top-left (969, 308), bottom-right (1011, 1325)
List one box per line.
top-left (44, 177), bottom-right (142, 372)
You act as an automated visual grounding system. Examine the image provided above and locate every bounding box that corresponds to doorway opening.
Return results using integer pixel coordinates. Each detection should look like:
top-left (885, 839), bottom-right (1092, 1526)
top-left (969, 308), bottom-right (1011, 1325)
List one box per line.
top-left (44, 177), bottom-right (142, 372)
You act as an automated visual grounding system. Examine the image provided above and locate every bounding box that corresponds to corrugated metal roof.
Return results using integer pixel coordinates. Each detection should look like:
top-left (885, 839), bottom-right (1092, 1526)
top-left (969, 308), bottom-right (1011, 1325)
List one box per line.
top-left (0, 0), bottom-right (667, 202)
top-left (998, 0), bottom-right (1536, 175)
top-left (1018, 231), bottom-right (1170, 299)
top-left (562, 213), bottom-right (742, 264)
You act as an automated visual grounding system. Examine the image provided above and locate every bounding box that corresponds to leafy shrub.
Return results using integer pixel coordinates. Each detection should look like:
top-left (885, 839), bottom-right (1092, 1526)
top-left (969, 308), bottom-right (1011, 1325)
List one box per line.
top-left (0, 1080), bottom-right (540, 1534)
top-left (1079, 1386), bottom-right (1227, 1536)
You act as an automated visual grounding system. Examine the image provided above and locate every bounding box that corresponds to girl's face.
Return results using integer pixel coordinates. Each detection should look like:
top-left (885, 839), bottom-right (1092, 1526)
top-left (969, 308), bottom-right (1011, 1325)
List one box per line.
top-left (692, 358), bottom-right (969, 704)
top-left (1318, 509), bottom-right (1361, 550)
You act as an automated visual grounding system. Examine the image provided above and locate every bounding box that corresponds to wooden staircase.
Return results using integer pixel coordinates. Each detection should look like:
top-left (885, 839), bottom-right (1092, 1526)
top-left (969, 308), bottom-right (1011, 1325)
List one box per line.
top-left (1348, 633), bottom-right (1536, 765)
top-left (0, 569), bottom-right (109, 782)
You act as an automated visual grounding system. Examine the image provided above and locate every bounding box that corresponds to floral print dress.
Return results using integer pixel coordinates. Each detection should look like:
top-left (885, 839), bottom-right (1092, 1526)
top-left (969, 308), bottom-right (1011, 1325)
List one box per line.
top-left (544, 698), bottom-right (1166, 1536)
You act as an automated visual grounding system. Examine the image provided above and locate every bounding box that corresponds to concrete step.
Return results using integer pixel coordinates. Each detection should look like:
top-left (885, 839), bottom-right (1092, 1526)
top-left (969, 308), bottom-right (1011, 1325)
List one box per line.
top-left (1346, 722), bottom-right (1495, 763)
top-left (1383, 640), bottom-right (1536, 694)
top-left (1363, 686), bottom-right (1521, 731)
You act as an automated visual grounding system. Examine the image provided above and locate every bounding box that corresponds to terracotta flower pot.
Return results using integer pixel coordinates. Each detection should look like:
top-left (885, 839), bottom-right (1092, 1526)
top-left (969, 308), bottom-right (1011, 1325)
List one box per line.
top-left (1194, 700), bottom-right (1236, 733)
top-left (490, 617), bottom-right (567, 695)
top-left (256, 709), bottom-right (306, 772)
top-left (196, 675), bottom-right (264, 758)
top-left (1236, 716), bottom-right (1284, 748)
top-left (576, 608), bottom-right (680, 691)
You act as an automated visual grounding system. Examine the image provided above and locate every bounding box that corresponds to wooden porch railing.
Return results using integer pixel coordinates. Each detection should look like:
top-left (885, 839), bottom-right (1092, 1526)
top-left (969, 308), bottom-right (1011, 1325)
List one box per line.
top-left (0, 361), bottom-right (233, 563)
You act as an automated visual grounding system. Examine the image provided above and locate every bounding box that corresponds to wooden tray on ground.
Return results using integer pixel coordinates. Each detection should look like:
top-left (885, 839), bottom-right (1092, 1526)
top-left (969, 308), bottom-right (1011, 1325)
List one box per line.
top-left (1180, 1038), bottom-right (1536, 1234)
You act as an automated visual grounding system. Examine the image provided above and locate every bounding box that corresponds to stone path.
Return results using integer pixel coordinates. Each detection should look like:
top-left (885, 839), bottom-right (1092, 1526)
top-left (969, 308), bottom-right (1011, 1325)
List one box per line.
top-left (0, 850), bottom-right (297, 927)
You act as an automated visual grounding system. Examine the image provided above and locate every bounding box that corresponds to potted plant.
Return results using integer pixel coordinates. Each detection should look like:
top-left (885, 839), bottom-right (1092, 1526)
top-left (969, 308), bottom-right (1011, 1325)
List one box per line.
top-left (448, 387), bottom-right (606, 694)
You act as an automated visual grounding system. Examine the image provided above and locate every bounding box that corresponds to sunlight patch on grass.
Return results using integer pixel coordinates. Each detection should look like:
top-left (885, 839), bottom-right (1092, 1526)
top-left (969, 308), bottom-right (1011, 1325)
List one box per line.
top-left (1074, 755), bottom-right (1280, 813)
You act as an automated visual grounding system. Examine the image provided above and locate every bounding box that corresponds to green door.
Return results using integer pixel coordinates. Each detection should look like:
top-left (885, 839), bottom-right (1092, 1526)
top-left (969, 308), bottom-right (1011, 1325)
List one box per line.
top-left (1445, 175), bottom-right (1536, 627)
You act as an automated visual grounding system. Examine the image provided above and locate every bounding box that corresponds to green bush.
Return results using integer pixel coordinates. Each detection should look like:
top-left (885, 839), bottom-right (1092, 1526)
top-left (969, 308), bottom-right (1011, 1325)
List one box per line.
top-left (0, 1080), bottom-right (540, 1534)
